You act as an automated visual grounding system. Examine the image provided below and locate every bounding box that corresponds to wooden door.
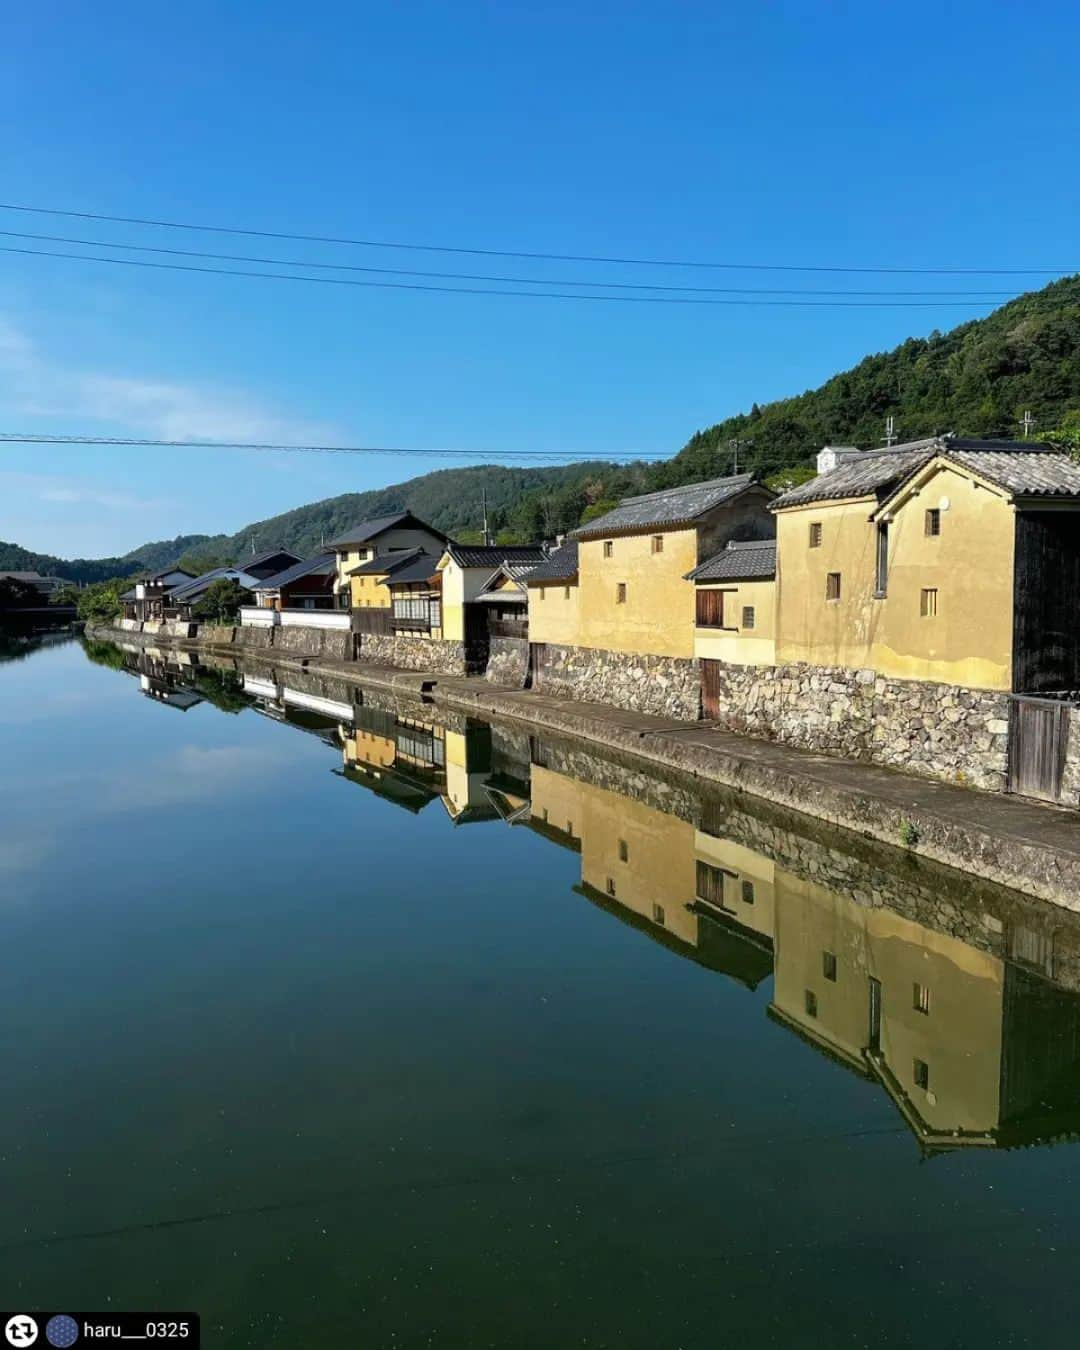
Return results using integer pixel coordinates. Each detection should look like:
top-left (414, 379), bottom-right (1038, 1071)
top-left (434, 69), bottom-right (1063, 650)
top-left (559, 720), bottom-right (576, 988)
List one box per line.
top-left (701, 659), bottom-right (722, 721)
top-left (1008, 697), bottom-right (1069, 802)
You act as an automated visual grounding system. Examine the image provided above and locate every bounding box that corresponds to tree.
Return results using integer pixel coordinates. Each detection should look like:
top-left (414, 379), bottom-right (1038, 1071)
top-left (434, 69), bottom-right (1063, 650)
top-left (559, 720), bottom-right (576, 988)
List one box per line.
top-left (191, 578), bottom-right (245, 623)
top-left (76, 579), bottom-right (128, 623)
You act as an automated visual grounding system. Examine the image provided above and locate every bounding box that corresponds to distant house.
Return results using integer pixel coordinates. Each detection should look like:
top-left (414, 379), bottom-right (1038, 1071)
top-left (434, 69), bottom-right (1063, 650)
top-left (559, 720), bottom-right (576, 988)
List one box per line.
top-left (437, 543), bottom-right (547, 667)
top-left (348, 547), bottom-right (437, 621)
top-left (165, 566), bottom-right (266, 620)
top-left (379, 552), bottom-right (444, 636)
top-left (0, 570), bottom-right (67, 598)
top-left (120, 567), bottom-right (195, 622)
top-left (233, 548), bottom-right (304, 581)
top-left (251, 554), bottom-right (337, 610)
top-left (325, 512), bottom-right (450, 609)
top-left (526, 474), bottom-right (775, 719)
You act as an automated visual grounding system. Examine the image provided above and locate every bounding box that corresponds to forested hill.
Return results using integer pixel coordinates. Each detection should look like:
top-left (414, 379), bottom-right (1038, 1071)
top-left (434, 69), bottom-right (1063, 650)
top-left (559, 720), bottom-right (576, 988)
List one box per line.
top-left (9, 275), bottom-right (1080, 576)
top-left (660, 274), bottom-right (1080, 487)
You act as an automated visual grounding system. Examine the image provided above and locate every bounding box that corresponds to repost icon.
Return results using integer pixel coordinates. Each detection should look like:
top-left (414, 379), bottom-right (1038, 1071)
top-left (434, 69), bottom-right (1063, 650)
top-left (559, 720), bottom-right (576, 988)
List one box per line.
top-left (4, 1317), bottom-right (37, 1347)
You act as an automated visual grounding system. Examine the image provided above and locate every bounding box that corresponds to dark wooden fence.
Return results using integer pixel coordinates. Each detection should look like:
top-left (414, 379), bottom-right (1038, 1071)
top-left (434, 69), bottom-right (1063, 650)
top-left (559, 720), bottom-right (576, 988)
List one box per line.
top-left (351, 608), bottom-right (393, 635)
top-left (488, 617), bottom-right (528, 639)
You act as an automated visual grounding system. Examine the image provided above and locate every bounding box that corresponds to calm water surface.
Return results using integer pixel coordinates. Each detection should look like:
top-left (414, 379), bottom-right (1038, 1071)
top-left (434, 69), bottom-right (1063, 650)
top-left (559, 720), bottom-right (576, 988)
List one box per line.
top-left (3, 636), bottom-right (1080, 1347)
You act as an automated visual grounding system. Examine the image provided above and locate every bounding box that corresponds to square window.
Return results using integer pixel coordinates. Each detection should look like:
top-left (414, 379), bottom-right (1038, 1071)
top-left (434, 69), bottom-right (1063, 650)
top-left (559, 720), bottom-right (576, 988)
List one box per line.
top-left (652, 903), bottom-right (666, 926)
top-left (618, 839), bottom-right (629, 863)
top-left (913, 982), bottom-right (931, 1015)
top-left (809, 522), bottom-right (823, 548)
top-left (914, 1058), bottom-right (930, 1090)
top-left (606, 877), bottom-right (617, 898)
top-left (603, 540), bottom-right (613, 558)
top-left (742, 606), bottom-right (756, 630)
top-left (741, 879), bottom-right (755, 905)
top-left (651, 535), bottom-right (664, 554)
top-left (826, 572), bottom-right (842, 602)
top-left (616, 582), bottom-right (627, 604)
top-left (823, 951), bottom-right (837, 982)
top-left (920, 587), bottom-right (938, 618)
top-left (805, 989), bottom-right (818, 1018)
top-left (925, 508), bottom-right (942, 537)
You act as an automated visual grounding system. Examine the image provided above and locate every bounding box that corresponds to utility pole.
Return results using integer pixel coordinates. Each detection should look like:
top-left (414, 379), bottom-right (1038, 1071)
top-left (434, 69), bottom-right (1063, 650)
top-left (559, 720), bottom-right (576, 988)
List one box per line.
top-left (728, 438), bottom-right (751, 475)
top-left (884, 415), bottom-right (897, 447)
top-left (481, 489), bottom-right (490, 545)
top-left (1021, 410), bottom-right (1035, 437)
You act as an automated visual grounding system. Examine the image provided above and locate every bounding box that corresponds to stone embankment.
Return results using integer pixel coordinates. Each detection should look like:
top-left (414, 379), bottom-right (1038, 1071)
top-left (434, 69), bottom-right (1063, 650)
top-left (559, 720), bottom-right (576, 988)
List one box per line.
top-left (88, 620), bottom-right (1080, 910)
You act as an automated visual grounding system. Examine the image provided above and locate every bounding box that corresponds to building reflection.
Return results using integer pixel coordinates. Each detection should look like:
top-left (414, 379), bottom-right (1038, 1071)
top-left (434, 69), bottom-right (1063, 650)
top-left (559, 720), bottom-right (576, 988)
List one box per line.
top-left (100, 639), bottom-right (1080, 1155)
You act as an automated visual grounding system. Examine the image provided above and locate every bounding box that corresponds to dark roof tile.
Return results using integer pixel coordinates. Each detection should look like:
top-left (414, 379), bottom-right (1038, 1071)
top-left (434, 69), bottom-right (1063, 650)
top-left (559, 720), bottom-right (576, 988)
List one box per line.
top-left (523, 541), bottom-right (579, 583)
top-left (574, 474), bottom-right (761, 539)
top-left (686, 539), bottom-right (777, 582)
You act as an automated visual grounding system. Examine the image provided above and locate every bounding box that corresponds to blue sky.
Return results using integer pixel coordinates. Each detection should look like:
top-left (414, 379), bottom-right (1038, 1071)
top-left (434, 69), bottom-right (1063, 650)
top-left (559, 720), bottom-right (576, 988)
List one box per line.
top-left (2, 0), bottom-right (1078, 556)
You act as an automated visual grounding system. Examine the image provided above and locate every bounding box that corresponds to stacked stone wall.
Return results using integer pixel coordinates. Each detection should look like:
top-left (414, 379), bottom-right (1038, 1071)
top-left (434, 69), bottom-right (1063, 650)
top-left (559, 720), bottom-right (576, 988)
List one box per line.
top-left (360, 632), bottom-right (467, 675)
top-left (703, 660), bottom-right (1012, 792)
top-left (533, 643), bottom-right (701, 721)
top-left (486, 636), bottom-right (529, 688)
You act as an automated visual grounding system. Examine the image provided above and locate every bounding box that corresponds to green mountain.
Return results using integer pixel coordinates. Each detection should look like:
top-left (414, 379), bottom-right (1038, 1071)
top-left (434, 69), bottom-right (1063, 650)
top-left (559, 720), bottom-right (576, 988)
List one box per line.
top-left (8, 275), bottom-right (1080, 577)
top-left (661, 273), bottom-right (1080, 487)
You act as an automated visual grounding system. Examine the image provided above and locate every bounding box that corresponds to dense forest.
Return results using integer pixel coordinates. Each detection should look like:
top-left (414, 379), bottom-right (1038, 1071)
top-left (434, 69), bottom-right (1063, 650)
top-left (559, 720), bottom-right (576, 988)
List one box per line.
top-left (8, 274), bottom-right (1080, 576)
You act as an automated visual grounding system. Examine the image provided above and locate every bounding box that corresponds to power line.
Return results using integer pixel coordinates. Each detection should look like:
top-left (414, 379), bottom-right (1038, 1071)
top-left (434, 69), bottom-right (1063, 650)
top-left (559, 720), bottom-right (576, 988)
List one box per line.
top-left (0, 201), bottom-right (1071, 276)
top-left (0, 229), bottom-right (1025, 298)
top-left (0, 432), bottom-right (657, 462)
top-left (0, 244), bottom-right (1009, 307)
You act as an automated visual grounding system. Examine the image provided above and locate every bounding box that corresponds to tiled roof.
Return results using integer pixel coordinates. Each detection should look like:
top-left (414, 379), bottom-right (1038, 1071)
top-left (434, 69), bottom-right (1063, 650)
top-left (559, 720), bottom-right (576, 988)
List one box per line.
top-left (380, 553), bottom-right (442, 585)
top-left (523, 541), bottom-right (579, 583)
top-left (686, 539), bottom-right (777, 582)
top-left (347, 548), bottom-right (424, 577)
top-left (940, 449), bottom-right (1080, 498)
top-left (443, 543), bottom-right (547, 568)
top-left (252, 553), bottom-right (336, 591)
top-left (242, 548), bottom-right (301, 573)
top-left (326, 511), bottom-right (447, 549)
top-left (167, 567), bottom-right (260, 602)
top-left (574, 474), bottom-right (759, 539)
top-left (771, 437), bottom-right (1063, 509)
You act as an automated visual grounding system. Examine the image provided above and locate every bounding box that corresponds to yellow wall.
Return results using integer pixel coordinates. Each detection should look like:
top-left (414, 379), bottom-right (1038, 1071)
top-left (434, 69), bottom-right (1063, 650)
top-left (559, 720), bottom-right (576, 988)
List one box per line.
top-left (693, 832), bottom-right (777, 941)
top-left (772, 874), bottom-right (1005, 1133)
top-left (528, 579), bottom-right (581, 646)
top-left (437, 554), bottom-right (466, 642)
top-left (342, 727), bottom-right (396, 771)
top-left (775, 465), bottom-right (1016, 689)
top-left (694, 578), bottom-right (777, 666)
top-left (335, 547), bottom-right (373, 595)
top-left (576, 529), bottom-right (698, 659)
top-left (349, 571), bottom-right (392, 608)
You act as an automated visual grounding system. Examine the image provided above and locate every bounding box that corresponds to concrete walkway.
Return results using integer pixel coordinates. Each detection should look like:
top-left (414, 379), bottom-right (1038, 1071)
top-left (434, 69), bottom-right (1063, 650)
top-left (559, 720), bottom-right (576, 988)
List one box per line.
top-left (92, 624), bottom-right (1080, 907)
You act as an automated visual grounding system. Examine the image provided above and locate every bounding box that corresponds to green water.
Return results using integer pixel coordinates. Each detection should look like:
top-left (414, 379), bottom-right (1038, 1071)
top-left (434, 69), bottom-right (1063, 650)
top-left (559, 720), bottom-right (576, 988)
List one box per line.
top-left (3, 637), bottom-right (1080, 1347)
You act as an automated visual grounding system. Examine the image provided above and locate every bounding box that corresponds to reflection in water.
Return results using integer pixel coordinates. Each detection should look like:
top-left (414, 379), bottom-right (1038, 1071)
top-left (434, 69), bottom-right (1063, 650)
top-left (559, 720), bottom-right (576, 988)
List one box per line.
top-left (110, 641), bottom-right (1080, 1156)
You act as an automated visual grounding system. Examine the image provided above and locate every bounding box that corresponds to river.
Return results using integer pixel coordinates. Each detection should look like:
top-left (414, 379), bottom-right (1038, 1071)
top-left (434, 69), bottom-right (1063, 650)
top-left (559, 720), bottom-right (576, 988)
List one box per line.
top-left (2, 635), bottom-right (1080, 1347)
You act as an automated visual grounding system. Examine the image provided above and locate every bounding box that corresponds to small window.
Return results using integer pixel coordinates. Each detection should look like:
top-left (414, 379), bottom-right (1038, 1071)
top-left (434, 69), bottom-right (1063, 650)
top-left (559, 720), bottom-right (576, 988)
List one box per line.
top-left (741, 879), bottom-right (755, 905)
top-left (913, 982), bottom-right (931, 1015)
top-left (822, 951), bottom-right (837, 982)
top-left (603, 540), bottom-right (613, 558)
top-left (606, 877), bottom-right (617, 898)
top-left (805, 990), bottom-right (818, 1018)
top-left (652, 903), bottom-right (666, 926)
top-left (826, 572), bottom-right (842, 602)
top-left (914, 1058), bottom-right (930, 1090)
top-left (616, 582), bottom-right (627, 604)
top-left (925, 508), bottom-right (941, 537)
top-left (566, 820), bottom-right (573, 835)
top-left (618, 839), bottom-right (629, 863)
top-left (538, 586), bottom-right (545, 601)
top-left (563, 585), bottom-right (570, 600)
top-left (542, 807), bottom-right (549, 822)
top-left (920, 587), bottom-right (938, 618)
top-left (742, 606), bottom-right (756, 630)
top-left (809, 522), bottom-right (823, 548)
top-left (651, 535), bottom-right (664, 554)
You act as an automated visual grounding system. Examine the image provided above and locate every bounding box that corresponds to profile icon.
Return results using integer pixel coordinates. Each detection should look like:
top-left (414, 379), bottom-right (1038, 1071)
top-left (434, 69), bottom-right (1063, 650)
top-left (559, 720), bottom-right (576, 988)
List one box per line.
top-left (45, 1319), bottom-right (78, 1349)
top-left (4, 1316), bottom-right (38, 1347)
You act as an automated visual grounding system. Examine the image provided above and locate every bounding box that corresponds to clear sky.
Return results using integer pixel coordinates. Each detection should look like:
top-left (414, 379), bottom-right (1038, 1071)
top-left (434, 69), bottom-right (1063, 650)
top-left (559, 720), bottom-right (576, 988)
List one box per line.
top-left (2, 0), bottom-right (1078, 557)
